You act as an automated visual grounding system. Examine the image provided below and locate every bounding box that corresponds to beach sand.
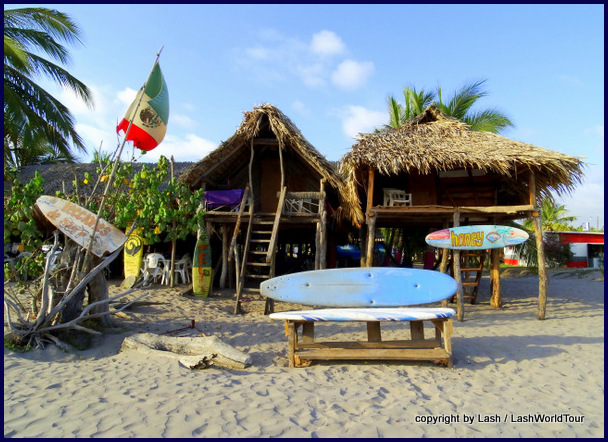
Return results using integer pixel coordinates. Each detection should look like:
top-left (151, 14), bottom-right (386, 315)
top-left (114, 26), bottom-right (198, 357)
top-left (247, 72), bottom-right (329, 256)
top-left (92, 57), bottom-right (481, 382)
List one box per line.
top-left (4, 268), bottom-right (604, 438)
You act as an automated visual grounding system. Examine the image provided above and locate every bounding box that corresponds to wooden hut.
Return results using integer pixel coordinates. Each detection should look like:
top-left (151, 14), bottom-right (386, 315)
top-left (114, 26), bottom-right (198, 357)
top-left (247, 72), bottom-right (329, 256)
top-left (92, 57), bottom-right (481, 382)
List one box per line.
top-left (338, 105), bottom-right (585, 320)
top-left (179, 104), bottom-right (342, 311)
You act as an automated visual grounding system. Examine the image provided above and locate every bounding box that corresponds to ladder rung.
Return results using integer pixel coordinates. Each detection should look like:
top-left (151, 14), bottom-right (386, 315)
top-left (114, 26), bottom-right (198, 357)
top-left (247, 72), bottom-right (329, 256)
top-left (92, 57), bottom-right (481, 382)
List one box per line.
top-left (461, 268), bottom-right (482, 271)
top-left (246, 274), bottom-right (270, 279)
top-left (247, 262), bottom-right (271, 267)
top-left (250, 239), bottom-right (270, 243)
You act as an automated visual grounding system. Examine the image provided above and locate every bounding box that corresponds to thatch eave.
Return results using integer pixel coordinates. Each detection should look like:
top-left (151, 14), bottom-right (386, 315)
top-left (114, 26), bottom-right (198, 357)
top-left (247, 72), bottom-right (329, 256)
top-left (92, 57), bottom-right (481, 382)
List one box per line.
top-left (179, 104), bottom-right (342, 191)
top-left (337, 105), bottom-right (586, 225)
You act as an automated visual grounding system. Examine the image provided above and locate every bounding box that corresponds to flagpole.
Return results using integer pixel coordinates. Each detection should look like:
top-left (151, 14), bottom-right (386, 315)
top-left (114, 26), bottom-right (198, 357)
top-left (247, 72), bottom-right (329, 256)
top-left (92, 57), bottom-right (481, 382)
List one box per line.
top-left (81, 46), bottom-right (164, 274)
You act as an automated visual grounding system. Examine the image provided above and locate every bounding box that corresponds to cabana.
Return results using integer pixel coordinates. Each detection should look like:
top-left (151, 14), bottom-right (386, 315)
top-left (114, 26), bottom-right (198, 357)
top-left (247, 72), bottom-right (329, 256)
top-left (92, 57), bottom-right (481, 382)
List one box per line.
top-left (338, 105), bottom-right (585, 320)
top-left (180, 104), bottom-right (343, 312)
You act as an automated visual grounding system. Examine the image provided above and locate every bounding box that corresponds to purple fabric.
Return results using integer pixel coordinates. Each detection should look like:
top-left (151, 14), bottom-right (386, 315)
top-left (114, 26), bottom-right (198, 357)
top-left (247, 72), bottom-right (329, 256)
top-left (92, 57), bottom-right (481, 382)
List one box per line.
top-left (206, 189), bottom-right (244, 209)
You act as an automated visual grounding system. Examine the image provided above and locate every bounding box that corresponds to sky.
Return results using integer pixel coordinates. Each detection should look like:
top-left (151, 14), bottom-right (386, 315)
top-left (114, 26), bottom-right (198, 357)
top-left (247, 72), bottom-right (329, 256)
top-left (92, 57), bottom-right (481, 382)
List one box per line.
top-left (6, 4), bottom-right (605, 228)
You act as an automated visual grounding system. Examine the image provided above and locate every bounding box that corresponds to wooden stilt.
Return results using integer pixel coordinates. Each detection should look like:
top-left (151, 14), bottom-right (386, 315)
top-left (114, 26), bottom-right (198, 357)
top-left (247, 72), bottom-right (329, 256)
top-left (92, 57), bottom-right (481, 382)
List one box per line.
top-left (529, 173), bottom-right (548, 320)
top-left (490, 248), bottom-right (501, 308)
top-left (220, 225), bottom-right (228, 289)
top-left (365, 211), bottom-right (376, 267)
top-left (452, 209), bottom-right (464, 321)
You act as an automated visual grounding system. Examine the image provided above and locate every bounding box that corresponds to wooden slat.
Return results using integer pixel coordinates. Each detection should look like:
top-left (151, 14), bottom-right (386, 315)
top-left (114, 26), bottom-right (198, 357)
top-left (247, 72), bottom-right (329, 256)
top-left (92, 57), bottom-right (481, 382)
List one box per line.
top-left (296, 339), bottom-right (441, 350)
top-left (294, 347), bottom-right (450, 362)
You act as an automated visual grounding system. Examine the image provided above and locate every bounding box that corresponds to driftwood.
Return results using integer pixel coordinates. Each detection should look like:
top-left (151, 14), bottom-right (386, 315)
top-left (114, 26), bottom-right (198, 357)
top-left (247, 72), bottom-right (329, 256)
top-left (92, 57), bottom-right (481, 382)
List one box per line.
top-left (120, 333), bottom-right (252, 370)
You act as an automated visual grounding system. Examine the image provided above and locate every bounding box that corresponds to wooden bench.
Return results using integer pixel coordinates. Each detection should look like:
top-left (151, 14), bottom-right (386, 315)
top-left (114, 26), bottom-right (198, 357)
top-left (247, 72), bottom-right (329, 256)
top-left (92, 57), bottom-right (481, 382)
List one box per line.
top-left (262, 268), bottom-right (457, 368)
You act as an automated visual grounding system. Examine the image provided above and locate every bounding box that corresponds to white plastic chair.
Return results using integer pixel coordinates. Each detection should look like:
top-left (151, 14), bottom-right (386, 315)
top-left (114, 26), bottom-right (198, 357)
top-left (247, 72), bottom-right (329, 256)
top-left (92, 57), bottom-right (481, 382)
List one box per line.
top-left (142, 253), bottom-right (169, 285)
top-left (173, 254), bottom-right (192, 284)
top-left (383, 189), bottom-right (412, 207)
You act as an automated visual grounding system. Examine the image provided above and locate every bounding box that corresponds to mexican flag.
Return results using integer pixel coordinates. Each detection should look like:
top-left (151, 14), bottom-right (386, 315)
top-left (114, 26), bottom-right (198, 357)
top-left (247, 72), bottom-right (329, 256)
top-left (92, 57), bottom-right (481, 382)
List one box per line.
top-left (116, 62), bottom-right (169, 151)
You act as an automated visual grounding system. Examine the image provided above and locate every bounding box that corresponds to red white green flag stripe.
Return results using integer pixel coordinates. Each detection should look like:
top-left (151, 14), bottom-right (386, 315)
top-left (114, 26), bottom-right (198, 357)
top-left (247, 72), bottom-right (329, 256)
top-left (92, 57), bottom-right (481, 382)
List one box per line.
top-left (116, 62), bottom-right (169, 151)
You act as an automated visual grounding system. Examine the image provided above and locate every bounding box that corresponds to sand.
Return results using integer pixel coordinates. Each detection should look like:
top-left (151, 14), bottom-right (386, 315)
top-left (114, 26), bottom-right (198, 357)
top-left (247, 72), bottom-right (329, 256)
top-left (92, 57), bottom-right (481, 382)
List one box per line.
top-left (4, 268), bottom-right (604, 438)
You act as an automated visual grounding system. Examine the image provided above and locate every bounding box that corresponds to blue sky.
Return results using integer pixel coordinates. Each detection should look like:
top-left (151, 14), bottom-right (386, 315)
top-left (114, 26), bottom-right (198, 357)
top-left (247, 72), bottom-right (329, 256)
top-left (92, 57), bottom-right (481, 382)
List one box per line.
top-left (6, 4), bottom-right (605, 228)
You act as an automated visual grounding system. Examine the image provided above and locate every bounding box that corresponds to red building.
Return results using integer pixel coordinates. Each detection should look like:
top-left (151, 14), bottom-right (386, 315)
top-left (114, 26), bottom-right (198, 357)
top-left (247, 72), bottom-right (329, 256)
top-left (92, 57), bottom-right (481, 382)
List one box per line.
top-left (554, 231), bottom-right (605, 268)
top-left (504, 230), bottom-right (604, 268)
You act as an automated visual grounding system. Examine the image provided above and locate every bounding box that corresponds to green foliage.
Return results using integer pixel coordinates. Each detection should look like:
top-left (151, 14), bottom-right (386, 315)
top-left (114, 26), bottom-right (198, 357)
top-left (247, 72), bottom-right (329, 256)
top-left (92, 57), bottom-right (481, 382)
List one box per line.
top-left (110, 156), bottom-right (205, 245)
top-left (4, 7), bottom-right (94, 172)
top-left (543, 233), bottom-right (573, 268)
top-left (514, 231), bottom-right (573, 268)
top-left (3, 171), bottom-right (46, 280)
top-left (523, 198), bottom-right (577, 232)
top-left (4, 156), bottom-right (205, 281)
top-left (384, 79), bottom-right (514, 134)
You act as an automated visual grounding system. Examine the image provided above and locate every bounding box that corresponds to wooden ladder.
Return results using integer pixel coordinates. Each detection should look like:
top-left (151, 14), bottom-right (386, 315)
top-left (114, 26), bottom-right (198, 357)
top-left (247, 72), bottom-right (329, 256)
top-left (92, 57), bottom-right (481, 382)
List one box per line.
top-left (459, 251), bottom-right (486, 304)
top-left (233, 187), bottom-right (286, 314)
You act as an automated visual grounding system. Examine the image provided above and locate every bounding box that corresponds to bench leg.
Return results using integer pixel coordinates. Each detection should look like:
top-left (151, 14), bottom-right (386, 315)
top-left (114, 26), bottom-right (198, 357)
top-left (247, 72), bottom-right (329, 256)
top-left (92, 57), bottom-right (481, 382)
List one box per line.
top-left (286, 321), bottom-right (296, 368)
top-left (367, 321), bottom-right (382, 342)
top-left (443, 319), bottom-right (453, 368)
top-left (410, 321), bottom-right (424, 341)
top-left (302, 322), bottom-right (315, 344)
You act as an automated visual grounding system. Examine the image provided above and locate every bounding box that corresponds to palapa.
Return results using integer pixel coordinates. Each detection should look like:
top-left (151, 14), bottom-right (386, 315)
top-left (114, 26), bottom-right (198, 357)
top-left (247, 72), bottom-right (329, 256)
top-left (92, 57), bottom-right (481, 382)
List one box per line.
top-left (338, 105), bottom-right (585, 225)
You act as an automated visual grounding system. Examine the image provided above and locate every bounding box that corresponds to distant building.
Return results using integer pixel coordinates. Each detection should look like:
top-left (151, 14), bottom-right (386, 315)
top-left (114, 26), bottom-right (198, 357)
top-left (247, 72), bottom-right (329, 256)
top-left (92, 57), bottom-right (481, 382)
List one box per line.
top-left (505, 230), bottom-right (604, 268)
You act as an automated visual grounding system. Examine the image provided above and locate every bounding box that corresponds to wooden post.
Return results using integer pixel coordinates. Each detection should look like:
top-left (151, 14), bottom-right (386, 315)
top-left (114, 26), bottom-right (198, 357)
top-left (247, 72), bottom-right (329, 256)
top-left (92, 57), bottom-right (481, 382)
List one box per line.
top-left (452, 209), bottom-right (464, 321)
top-left (169, 156), bottom-right (176, 287)
top-left (319, 179), bottom-right (327, 269)
top-left (533, 214), bottom-right (548, 319)
top-left (220, 225), bottom-right (229, 289)
top-left (490, 248), bottom-right (501, 307)
top-left (366, 167), bottom-right (375, 215)
top-left (315, 221), bottom-right (321, 270)
top-left (529, 173), bottom-right (548, 320)
top-left (365, 211), bottom-right (376, 267)
top-left (206, 220), bottom-right (213, 296)
top-left (438, 219), bottom-right (450, 273)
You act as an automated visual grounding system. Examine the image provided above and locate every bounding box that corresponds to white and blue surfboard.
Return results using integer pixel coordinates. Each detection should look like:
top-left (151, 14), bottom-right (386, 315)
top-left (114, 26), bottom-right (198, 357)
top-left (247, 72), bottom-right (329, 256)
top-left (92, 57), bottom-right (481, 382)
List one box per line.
top-left (260, 267), bottom-right (458, 307)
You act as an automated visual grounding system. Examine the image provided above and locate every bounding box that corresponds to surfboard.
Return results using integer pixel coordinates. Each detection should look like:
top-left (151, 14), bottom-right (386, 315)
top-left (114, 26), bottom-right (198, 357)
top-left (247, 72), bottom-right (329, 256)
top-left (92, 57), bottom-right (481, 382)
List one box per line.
top-left (425, 225), bottom-right (529, 250)
top-left (36, 195), bottom-right (126, 257)
top-left (269, 307), bottom-right (455, 322)
top-left (260, 267), bottom-right (458, 307)
top-left (192, 228), bottom-right (212, 297)
top-left (123, 224), bottom-right (144, 288)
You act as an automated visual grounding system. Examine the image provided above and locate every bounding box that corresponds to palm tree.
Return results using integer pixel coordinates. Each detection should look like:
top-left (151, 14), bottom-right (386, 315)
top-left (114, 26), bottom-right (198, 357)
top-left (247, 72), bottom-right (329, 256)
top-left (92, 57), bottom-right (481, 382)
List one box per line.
top-left (385, 86), bottom-right (434, 129)
top-left (4, 7), bottom-right (93, 171)
top-left (523, 198), bottom-right (577, 232)
top-left (385, 79), bottom-right (514, 134)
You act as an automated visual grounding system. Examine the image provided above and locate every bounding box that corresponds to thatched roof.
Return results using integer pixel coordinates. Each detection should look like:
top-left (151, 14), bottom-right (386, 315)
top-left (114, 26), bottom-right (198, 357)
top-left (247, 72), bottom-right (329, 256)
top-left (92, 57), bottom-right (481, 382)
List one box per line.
top-left (10, 161), bottom-right (195, 196)
top-left (339, 105), bottom-right (585, 224)
top-left (179, 104), bottom-right (341, 190)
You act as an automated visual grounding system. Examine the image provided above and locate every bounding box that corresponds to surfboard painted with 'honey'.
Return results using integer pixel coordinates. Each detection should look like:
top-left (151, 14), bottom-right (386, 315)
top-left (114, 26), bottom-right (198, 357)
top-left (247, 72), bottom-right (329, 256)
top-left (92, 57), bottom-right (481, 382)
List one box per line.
top-left (425, 225), bottom-right (529, 250)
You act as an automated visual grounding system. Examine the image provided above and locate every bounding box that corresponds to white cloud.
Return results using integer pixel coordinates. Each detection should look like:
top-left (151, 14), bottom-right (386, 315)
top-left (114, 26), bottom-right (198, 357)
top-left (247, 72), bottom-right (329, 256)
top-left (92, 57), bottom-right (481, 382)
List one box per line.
top-left (170, 113), bottom-right (197, 130)
top-left (340, 105), bottom-right (387, 139)
top-left (331, 59), bottom-right (375, 90)
top-left (116, 87), bottom-right (137, 107)
top-left (310, 30), bottom-right (345, 56)
top-left (583, 124), bottom-right (604, 139)
top-left (141, 133), bottom-right (217, 163)
top-left (236, 30), bottom-right (374, 91)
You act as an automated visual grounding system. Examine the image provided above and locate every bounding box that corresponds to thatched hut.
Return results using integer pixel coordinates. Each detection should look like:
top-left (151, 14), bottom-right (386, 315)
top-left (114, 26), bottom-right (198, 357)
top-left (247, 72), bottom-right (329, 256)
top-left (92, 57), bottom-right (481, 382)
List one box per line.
top-left (339, 105), bottom-right (585, 320)
top-left (179, 104), bottom-right (343, 311)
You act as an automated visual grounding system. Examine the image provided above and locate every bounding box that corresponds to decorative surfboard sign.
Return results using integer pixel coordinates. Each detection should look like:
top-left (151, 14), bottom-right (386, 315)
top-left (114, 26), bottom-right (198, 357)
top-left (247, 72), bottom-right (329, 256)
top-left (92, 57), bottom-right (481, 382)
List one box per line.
top-left (425, 225), bottom-right (529, 250)
top-left (123, 224), bottom-right (145, 288)
top-left (36, 195), bottom-right (127, 257)
top-left (260, 267), bottom-right (458, 307)
top-left (192, 228), bottom-right (212, 297)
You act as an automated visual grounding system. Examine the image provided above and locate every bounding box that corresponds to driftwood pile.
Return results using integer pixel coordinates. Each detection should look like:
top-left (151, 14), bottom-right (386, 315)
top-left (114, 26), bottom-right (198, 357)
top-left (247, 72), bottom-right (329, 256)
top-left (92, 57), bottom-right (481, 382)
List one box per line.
top-left (120, 333), bottom-right (252, 370)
